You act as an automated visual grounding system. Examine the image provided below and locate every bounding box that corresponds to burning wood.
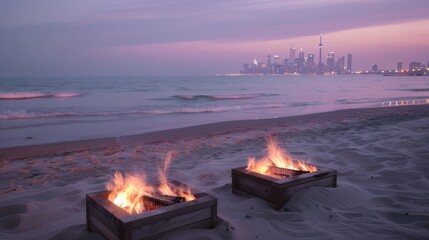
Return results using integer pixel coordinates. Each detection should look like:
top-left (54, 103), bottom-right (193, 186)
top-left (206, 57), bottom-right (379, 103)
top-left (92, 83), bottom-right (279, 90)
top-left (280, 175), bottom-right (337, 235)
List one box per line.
top-left (142, 194), bottom-right (185, 210)
top-left (247, 136), bottom-right (317, 178)
top-left (106, 152), bottom-right (195, 215)
top-left (267, 166), bottom-right (309, 178)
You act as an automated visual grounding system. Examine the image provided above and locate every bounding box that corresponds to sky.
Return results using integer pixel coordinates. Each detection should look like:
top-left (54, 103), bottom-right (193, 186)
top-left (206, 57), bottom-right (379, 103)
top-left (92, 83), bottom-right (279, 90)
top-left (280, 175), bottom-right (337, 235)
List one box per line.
top-left (0, 0), bottom-right (429, 76)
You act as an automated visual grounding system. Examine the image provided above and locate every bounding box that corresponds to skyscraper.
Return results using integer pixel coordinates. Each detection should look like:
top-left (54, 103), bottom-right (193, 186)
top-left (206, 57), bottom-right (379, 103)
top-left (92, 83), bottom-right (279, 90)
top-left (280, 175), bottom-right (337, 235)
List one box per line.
top-left (289, 47), bottom-right (296, 61)
top-left (267, 55), bottom-right (272, 74)
top-left (397, 62), bottom-right (403, 71)
top-left (307, 53), bottom-right (315, 73)
top-left (336, 56), bottom-right (345, 74)
top-left (327, 52), bottom-right (335, 72)
top-left (346, 53), bottom-right (352, 74)
top-left (317, 35), bottom-right (323, 74)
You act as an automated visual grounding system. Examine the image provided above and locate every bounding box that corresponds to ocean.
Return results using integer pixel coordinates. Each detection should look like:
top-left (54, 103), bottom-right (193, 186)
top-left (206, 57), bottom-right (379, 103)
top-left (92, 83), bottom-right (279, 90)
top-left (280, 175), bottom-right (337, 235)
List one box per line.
top-left (1, 75), bottom-right (429, 147)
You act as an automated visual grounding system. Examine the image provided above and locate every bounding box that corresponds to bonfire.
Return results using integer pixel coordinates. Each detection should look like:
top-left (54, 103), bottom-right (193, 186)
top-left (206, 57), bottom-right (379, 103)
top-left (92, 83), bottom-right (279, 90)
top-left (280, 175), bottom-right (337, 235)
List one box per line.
top-left (106, 152), bottom-right (195, 214)
top-left (246, 136), bottom-right (317, 178)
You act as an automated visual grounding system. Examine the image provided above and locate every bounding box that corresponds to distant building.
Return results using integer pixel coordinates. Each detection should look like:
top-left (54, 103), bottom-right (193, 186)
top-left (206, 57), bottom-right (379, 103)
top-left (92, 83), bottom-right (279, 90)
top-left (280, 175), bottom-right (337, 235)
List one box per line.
top-left (372, 64), bottom-right (379, 73)
top-left (397, 62), bottom-right (403, 71)
top-left (336, 56), bottom-right (345, 74)
top-left (297, 49), bottom-right (305, 73)
top-left (289, 47), bottom-right (296, 61)
top-left (326, 52), bottom-right (335, 72)
top-left (346, 53), bottom-right (352, 74)
top-left (307, 54), bottom-right (315, 74)
top-left (266, 55), bottom-right (272, 74)
top-left (272, 55), bottom-right (284, 74)
top-left (409, 62), bottom-right (421, 71)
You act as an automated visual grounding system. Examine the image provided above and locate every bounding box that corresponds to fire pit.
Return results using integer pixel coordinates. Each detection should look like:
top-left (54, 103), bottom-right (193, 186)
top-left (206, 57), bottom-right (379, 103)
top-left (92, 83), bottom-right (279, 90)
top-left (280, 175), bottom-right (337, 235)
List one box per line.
top-left (232, 136), bottom-right (337, 210)
top-left (86, 154), bottom-right (217, 239)
top-left (86, 180), bottom-right (217, 240)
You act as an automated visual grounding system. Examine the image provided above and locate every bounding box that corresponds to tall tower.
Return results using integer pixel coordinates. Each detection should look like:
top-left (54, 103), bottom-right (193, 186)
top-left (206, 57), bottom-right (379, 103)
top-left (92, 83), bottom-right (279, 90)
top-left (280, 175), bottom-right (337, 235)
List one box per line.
top-left (318, 35), bottom-right (323, 65)
top-left (317, 35), bottom-right (324, 74)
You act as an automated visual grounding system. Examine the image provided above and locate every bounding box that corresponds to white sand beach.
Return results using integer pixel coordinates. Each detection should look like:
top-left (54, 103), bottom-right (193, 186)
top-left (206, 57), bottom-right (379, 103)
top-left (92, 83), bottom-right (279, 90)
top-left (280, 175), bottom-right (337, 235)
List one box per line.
top-left (1, 104), bottom-right (429, 240)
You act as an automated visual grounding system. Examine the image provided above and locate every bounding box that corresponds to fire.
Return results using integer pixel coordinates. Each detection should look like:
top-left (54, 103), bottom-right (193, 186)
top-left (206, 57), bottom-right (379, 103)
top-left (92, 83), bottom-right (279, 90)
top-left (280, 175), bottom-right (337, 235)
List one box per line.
top-left (106, 171), bottom-right (154, 214)
top-left (106, 152), bottom-right (195, 214)
top-left (246, 136), bottom-right (317, 177)
top-left (158, 152), bottom-right (196, 201)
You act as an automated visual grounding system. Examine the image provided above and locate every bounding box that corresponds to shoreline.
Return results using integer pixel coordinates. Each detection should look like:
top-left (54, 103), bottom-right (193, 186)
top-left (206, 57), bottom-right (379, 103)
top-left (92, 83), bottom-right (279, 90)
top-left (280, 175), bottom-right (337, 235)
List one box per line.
top-left (2, 104), bottom-right (429, 160)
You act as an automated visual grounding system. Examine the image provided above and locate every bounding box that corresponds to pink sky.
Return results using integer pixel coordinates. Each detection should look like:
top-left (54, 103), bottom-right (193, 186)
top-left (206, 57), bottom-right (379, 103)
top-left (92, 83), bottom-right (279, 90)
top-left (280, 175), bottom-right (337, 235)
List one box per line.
top-left (1, 0), bottom-right (428, 76)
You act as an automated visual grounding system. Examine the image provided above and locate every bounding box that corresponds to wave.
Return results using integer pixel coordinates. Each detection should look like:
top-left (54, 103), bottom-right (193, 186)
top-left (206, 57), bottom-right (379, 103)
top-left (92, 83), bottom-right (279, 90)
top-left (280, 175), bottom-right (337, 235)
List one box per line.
top-left (0, 92), bottom-right (81, 100)
top-left (400, 88), bottom-right (429, 92)
top-left (0, 104), bottom-right (285, 120)
top-left (290, 101), bottom-right (321, 107)
top-left (145, 103), bottom-right (285, 114)
top-left (156, 94), bottom-right (272, 101)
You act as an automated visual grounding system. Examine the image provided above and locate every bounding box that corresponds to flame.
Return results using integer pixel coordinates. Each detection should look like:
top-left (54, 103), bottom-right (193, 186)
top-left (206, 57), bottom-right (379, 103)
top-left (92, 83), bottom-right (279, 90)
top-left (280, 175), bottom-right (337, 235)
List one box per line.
top-left (246, 136), bottom-right (317, 176)
top-left (158, 152), bottom-right (196, 201)
top-left (106, 171), bottom-right (154, 214)
top-left (106, 153), bottom-right (196, 214)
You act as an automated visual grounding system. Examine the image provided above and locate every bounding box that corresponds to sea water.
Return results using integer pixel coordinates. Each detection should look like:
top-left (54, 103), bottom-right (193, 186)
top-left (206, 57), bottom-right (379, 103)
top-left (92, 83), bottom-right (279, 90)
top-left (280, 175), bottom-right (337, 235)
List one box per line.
top-left (1, 75), bottom-right (429, 147)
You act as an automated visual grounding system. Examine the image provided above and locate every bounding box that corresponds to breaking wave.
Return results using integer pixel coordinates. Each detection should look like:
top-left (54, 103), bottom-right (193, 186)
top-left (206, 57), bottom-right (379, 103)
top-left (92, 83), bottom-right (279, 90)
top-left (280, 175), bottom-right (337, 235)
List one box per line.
top-left (0, 92), bottom-right (81, 100)
top-left (0, 104), bottom-right (285, 120)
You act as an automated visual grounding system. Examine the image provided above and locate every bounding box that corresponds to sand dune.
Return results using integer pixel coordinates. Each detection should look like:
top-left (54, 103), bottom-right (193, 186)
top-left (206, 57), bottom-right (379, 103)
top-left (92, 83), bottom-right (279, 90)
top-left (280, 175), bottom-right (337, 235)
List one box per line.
top-left (1, 105), bottom-right (429, 239)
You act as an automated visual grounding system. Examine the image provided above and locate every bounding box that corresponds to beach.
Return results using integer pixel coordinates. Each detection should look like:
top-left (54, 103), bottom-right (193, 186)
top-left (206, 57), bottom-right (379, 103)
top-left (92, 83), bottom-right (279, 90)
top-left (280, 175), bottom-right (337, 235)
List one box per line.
top-left (1, 104), bottom-right (429, 240)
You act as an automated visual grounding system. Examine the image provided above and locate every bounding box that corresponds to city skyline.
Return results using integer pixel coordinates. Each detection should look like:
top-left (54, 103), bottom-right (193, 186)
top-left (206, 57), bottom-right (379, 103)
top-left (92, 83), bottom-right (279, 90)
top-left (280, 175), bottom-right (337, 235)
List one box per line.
top-left (1, 0), bottom-right (429, 76)
top-left (241, 35), bottom-right (354, 75)
top-left (240, 35), bottom-right (428, 75)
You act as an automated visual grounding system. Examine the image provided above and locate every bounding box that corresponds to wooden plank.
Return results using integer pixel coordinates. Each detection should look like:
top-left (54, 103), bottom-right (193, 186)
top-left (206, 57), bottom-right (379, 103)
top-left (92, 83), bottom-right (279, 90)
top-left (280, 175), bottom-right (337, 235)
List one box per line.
top-left (122, 195), bottom-right (216, 229)
top-left (233, 173), bottom-right (278, 201)
top-left (87, 193), bottom-right (128, 219)
top-left (277, 170), bottom-right (337, 188)
top-left (232, 165), bottom-right (337, 210)
top-left (87, 203), bottom-right (120, 240)
top-left (131, 208), bottom-right (212, 239)
top-left (135, 218), bottom-right (214, 240)
top-left (283, 175), bottom-right (337, 198)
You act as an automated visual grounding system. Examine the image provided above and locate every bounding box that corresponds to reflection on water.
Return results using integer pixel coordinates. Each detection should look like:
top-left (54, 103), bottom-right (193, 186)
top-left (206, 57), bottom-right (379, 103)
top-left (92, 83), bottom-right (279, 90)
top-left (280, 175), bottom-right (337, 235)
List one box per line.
top-left (382, 98), bottom-right (429, 106)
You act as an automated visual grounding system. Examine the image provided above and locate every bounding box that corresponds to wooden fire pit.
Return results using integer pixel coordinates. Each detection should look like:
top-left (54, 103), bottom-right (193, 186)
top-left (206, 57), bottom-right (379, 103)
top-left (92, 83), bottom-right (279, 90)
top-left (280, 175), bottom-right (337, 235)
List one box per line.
top-left (86, 181), bottom-right (217, 240)
top-left (232, 166), bottom-right (337, 210)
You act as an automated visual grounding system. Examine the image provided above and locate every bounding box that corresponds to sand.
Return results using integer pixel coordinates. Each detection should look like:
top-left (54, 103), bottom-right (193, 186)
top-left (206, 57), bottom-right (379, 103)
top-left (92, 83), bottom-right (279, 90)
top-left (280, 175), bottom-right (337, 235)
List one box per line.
top-left (1, 104), bottom-right (429, 240)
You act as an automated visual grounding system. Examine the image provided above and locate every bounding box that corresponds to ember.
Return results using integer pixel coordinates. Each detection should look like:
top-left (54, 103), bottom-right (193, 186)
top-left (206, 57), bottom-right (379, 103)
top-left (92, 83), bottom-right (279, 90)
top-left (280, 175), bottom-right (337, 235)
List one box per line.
top-left (246, 136), bottom-right (317, 178)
